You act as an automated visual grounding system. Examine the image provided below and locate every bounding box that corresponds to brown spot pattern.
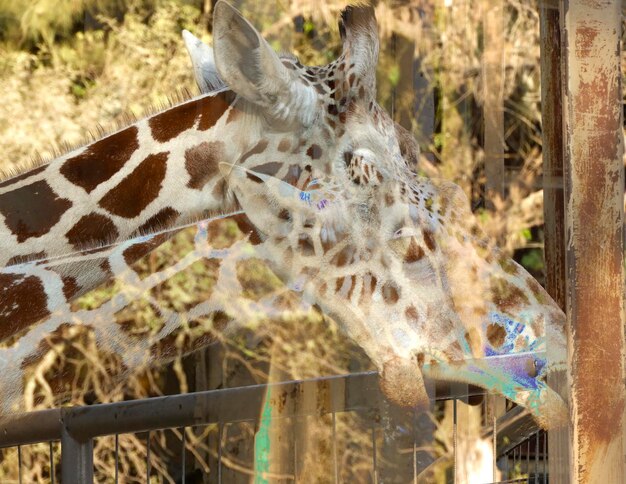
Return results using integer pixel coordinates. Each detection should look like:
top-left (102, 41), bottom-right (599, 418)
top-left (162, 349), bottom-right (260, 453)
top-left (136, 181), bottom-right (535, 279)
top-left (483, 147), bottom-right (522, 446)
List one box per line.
top-left (226, 107), bottom-right (240, 124)
top-left (297, 235), bottom-right (315, 255)
top-left (306, 144), bottom-right (323, 160)
top-left (246, 172), bottom-right (263, 184)
top-left (149, 100), bottom-right (200, 143)
top-left (198, 91), bottom-right (237, 131)
top-left (405, 305), bottom-right (419, 322)
top-left (0, 180), bottom-right (72, 242)
top-left (61, 127), bottom-right (139, 193)
top-left (184, 141), bottom-right (225, 190)
top-left (277, 139), bottom-right (291, 152)
top-left (231, 213), bottom-right (262, 245)
top-left (62, 276), bottom-right (80, 300)
top-left (240, 140), bottom-right (269, 164)
top-left (382, 282), bottom-right (400, 304)
top-left (423, 230), bottom-right (436, 252)
top-left (486, 323), bottom-right (506, 348)
top-left (332, 246), bottom-right (353, 267)
top-left (0, 273), bottom-right (50, 341)
top-left (253, 162), bottom-right (282, 177)
top-left (136, 207), bottom-right (180, 234)
top-left (6, 251), bottom-right (46, 266)
top-left (99, 259), bottom-right (113, 279)
top-left (98, 152), bottom-right (168, 218)
top-left (404, 238), bottom-right (425, 263)
top-left (122, 233), bottom-right (170, 267)
top-left (491, 276), bottom-right (530, 313)
top-left (65, 213), bottom-right (119, 249)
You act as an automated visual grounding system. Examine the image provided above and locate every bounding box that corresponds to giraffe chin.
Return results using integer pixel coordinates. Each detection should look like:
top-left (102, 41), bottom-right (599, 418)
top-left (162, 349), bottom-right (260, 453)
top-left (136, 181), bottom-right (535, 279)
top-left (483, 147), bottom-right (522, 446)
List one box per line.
top-left (380, 357), bottom-right (430, 410)
top-left (527, 386), bottom-right (568, 431)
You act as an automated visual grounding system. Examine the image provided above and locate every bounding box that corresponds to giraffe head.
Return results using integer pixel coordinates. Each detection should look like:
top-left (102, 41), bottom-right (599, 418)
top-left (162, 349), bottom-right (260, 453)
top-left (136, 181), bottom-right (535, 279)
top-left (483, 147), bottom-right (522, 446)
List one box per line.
top-left (220, 132), bottom-right (567, 429)
top-left (187, 1), bottom-right (417, 195)
top-left (0, 1), bottom-right (418, 342)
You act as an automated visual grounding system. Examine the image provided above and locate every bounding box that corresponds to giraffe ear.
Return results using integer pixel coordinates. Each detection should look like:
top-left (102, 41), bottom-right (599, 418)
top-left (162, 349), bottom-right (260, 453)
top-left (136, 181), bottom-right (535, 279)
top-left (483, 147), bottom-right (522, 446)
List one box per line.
top-left (212, 1), bottom-right (317, 126)
top-left (182, 30), bottom-right (224, 93)
top-left (339, 5), bottom-right (379, 92)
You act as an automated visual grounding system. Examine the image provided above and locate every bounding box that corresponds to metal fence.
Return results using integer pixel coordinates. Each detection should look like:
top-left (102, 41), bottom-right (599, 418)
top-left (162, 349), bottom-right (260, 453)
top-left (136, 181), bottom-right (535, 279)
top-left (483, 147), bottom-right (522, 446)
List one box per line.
top-left (0, 371), bottom-right (545, 483)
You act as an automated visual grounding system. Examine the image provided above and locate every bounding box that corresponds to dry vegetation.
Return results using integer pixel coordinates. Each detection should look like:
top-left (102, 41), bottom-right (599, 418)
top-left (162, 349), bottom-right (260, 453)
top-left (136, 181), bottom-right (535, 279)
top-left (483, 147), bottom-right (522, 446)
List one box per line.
top-left (1, 0), bottom-right (615, 481)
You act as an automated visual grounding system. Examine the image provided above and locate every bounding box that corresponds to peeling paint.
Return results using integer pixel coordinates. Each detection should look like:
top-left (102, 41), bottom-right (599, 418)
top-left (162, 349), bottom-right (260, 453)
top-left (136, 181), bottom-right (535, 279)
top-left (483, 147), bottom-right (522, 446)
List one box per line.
top-left (561, 0), bottom-right (625, 481)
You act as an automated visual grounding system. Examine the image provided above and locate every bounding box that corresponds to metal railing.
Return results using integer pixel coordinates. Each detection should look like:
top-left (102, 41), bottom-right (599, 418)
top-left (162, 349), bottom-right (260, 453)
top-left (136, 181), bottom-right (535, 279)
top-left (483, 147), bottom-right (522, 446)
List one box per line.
top-left (0, 371), bottom-right (542, 483)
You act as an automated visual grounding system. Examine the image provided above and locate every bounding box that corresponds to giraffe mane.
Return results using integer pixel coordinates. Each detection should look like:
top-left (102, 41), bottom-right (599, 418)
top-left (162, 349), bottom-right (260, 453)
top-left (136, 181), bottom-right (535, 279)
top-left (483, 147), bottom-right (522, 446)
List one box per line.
top-left (0, 85), bottom-right (229, 184)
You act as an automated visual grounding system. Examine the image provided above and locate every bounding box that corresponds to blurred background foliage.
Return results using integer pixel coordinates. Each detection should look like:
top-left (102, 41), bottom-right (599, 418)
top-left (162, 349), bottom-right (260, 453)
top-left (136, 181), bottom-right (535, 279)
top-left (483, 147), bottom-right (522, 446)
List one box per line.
top-left (0, 0), bottom-right (621, 481)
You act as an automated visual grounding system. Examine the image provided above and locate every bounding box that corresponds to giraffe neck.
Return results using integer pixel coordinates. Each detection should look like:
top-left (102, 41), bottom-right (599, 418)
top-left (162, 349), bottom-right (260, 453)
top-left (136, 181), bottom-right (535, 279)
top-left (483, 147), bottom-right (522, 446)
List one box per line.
top-left (0, 89), bottom-right (248, 267)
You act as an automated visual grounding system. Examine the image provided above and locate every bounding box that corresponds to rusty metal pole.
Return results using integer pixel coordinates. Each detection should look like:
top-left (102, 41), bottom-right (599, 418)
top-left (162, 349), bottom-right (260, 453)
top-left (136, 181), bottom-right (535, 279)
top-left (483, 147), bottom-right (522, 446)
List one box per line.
top-left (560, 0), bottom-right (625, 481)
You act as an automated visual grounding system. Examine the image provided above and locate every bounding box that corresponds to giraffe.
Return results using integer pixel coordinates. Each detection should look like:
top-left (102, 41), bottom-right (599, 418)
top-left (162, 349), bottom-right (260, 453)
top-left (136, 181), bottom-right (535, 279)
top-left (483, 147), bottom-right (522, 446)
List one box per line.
top-left (0, 2), bottom-right (417, 342)
top-left (220, 136), bottom-right (568, 429)
top-left (0, 2), bottom-right (419, 413)
top-left (0, 2), bottom-right (567, 433)
top-left (0, 213), bottom-right (318, 413)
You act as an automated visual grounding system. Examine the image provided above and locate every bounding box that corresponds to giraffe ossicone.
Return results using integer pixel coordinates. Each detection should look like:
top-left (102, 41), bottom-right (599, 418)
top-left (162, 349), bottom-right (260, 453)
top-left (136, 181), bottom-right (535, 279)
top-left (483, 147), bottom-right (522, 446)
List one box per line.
top-left (0, 1), bottom-right (567, 428)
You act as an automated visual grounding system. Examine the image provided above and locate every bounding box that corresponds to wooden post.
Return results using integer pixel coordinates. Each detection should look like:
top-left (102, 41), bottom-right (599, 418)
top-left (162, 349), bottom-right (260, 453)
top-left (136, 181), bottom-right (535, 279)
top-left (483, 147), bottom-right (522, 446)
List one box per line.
top-left (482, 0), bottom-right (505, 205)
top-left (560, 0), bottom-right (625, 481)
top-left (539, 3), bottom-right (570, 481)
top-left (540, 3), bottom-right (566, 312)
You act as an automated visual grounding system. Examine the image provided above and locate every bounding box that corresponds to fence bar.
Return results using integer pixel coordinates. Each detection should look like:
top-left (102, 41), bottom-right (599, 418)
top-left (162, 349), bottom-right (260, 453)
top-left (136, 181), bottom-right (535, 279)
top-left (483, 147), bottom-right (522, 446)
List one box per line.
top-left (332, 411), bottom-right (338, 484)
top-left (17, 445), bottom-right (21, 484)
top-left (541, 432), bottom-right (548, 484)
top-left (561, 0), bottom-right (625, 482)
top-left (218, 423), bottom-right (223, 484)
top-left (0, 371), bottom-right (491, 448)
top-left (371, 427), bottom-right (377, 484)
top-left (526, 439), bottom-right (530, 477)
top-left (115, 434), bottom-right (119, 484)
top-left (453, 399), bottom-right (457, 484)
top-left (181, 428), bottom-right (186, 484)
top-left (146, 431), bottom-right (151, 483)
top-left (61, 426), bottom-right (93, 484)
top-left (534, 432), bottom-right (539, 484)
top-left (0, 408), bottom-right (61, 447)
top-left (49, 441), bottom-right (55, 484)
